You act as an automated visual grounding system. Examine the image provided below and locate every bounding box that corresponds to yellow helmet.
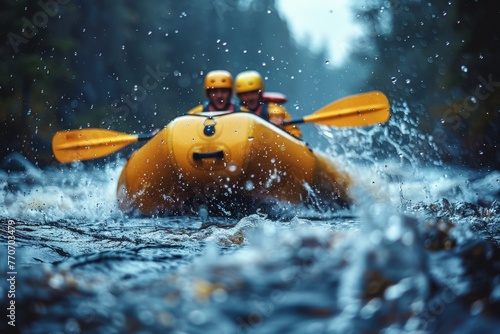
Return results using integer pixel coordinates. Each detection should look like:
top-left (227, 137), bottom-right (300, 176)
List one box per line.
top-left (204, 70), bottom-right (233, 92)
top-left (235, 70), bottom-right (264, 94)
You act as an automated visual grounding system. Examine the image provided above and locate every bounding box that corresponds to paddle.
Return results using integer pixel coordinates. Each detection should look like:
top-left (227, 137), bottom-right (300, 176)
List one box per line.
top-left (52, 91), bottom-right (390, 163)
top-left (52, 129), bottom-right (154, 163)
top-left (282, 91), bottom-right (390, 127)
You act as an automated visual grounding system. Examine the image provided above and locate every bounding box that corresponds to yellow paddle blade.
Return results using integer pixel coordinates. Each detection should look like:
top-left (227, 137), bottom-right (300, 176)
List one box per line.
top-left (303, 91), bottom-right (390, 127)
top-left (52, 129), bottom-right (140, 163)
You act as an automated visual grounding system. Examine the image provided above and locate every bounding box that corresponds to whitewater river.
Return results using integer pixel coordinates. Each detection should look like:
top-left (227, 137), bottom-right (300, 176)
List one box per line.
top-left (1, 105), bottom-right (499, 333)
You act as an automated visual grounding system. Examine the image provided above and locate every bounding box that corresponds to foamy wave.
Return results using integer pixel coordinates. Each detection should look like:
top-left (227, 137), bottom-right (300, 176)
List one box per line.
top-left (1, 161), bottom-right (126, 222)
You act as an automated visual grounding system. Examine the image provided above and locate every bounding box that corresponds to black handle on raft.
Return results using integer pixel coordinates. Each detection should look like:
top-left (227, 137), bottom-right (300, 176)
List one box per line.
top-left (193, 150), bottom-right (224, 161)
top-left (281, 118), bottom-right (304, 126)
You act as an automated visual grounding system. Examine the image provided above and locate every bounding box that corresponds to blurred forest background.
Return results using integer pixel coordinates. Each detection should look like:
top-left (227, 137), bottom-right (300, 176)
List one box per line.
top-left (1, 0), bottom-right (499, 169)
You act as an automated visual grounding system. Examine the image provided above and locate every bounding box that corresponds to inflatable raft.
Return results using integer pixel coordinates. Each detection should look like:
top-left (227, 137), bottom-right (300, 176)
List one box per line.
top-left (117, 112), bottom-right (351, 216)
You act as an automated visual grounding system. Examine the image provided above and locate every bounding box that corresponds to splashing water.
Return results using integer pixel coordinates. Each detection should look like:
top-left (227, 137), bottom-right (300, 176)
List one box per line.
top-left (318, 99), bottom-right (441, 167)
top-left (0, 160), bottom-right (126, 222)
top-left (0, 102), bottom-right (499, 333)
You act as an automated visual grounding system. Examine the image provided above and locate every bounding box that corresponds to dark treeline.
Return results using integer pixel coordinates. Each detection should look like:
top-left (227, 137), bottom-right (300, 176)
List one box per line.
top-left (1, 0), bottom-right (499, 169)
top-left (1, 0), bottom-right (341, 167)
top-left (353, 0), bottom-right (500, 170)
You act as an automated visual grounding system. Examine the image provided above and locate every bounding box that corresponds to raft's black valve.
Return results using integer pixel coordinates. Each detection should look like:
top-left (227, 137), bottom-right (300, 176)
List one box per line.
top-left (203, 117), bottom-right (217, 136)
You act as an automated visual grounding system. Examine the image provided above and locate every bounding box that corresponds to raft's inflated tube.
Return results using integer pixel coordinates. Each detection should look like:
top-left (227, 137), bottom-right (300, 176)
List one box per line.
top-left (117, 112), bottom-right (350, 216)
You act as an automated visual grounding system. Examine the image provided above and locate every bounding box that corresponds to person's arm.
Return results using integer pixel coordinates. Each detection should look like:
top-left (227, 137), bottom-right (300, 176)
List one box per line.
top-left (267, 103), bottom-right (302, 138)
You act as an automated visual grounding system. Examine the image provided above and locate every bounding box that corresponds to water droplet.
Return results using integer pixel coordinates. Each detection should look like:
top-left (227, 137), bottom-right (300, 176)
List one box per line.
top-left (212, 288), bottom-right (228, 303)
top-left (405, 79), bottom-right (411, 84)
top-left (188, 310), bottom-right (207, 325)
top-left (470, 300), bottom-right (484, 316)
top-left (48, 273), bottom-right (65, 289)
top-left (360, 297), bottom-right (382, 319)
top-left (391, 77), bottom-right (397, 84)
top-left (245, 181), bottom-right (255, 191)
top-left (461, 65), bottom-right (468, 73)
top-left (325, 60), bottom-right (330, 64)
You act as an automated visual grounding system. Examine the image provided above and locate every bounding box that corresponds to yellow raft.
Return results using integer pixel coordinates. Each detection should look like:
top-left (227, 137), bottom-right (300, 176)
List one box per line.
top-left (117, 112), bottom-right (351, 216)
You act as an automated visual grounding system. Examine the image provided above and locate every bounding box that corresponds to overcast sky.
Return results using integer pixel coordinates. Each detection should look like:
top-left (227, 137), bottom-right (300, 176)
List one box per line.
top-left (275, 0), bottom-right (362, 66)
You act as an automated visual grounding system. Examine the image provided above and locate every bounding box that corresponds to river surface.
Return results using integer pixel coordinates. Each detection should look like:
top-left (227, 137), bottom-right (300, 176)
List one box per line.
top-left (1, 107), bottom-right (499, 333)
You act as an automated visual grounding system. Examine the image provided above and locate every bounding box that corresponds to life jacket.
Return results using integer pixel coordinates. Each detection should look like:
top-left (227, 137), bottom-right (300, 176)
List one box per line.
top-left (202, 100), bottom-right (238, 112)
top-left (251, 102), bottom-right (270, 120)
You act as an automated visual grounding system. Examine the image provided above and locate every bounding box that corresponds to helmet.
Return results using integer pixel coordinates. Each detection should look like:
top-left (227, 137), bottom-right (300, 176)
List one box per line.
top-left (204, 70), bottom-right (233, 91)
top-left (235, 70), bottom-right (264, 94)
